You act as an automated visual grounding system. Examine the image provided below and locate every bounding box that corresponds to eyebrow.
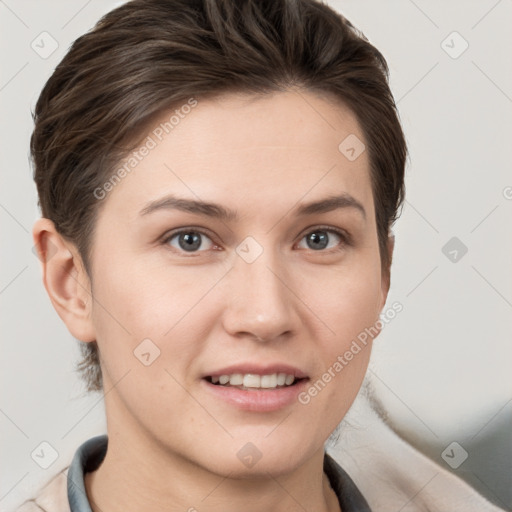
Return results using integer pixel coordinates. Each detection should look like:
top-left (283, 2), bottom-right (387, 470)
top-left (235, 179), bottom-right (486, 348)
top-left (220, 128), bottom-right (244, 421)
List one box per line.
top-left (140, 193), bottom-right (366, 221)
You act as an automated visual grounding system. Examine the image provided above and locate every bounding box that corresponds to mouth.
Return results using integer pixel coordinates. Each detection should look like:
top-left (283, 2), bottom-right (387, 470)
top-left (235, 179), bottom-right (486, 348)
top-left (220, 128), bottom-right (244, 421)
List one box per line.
top-left (204, 372), bottom-right (308, 391)
top-left (201, 364), bottom-right (310, 411)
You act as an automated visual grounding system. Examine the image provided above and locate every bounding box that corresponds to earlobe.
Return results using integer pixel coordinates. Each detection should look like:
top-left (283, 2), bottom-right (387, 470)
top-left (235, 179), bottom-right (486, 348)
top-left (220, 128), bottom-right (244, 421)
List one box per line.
top-left (33, 218), bottom-right (96, 343)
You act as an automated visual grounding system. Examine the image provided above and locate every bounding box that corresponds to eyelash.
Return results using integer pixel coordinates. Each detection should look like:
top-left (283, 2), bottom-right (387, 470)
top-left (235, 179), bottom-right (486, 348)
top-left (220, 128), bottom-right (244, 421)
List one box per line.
top-left (160, 225), bottom-right (352, 256)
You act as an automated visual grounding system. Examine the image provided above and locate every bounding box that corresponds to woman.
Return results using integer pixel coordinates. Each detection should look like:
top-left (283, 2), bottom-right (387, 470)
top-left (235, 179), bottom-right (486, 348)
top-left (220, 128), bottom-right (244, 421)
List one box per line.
top-left (19, 0), bottom-right (505, 510)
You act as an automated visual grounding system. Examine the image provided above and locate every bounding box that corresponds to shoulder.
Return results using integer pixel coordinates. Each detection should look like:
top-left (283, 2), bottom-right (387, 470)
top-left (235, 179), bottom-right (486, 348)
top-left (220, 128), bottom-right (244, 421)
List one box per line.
top-left (327, 389), bottom-right (506, 512)
top-left (14, 468), bottom-right (70, 512)
top-left (15, 434), bottom-right (107, 512)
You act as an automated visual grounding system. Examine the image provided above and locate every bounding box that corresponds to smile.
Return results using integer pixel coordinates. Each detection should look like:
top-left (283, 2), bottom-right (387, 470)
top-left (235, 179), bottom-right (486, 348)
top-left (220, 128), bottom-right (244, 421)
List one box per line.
top-left (202, 373), bottom-right (310, 412)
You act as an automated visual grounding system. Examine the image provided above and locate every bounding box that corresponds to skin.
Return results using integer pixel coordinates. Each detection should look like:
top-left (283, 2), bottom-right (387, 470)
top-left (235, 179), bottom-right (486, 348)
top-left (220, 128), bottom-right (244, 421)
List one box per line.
top-left (33, 89), bottom-right (394, 512)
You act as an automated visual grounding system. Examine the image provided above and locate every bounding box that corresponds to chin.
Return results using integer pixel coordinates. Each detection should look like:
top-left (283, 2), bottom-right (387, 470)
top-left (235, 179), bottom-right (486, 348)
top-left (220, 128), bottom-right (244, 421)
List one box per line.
top-left (198, 434), bottom-right (318, 479)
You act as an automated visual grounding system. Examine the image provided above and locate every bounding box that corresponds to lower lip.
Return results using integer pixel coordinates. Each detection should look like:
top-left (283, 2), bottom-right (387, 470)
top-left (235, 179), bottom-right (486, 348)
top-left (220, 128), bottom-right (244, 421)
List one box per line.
top-left (201, 378), bottom-right (309, 412)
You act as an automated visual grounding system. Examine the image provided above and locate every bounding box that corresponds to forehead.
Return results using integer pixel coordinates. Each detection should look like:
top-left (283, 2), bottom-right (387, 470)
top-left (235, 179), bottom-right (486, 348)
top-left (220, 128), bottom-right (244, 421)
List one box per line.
top-left (101, 89), bottom-right (374, 222)
top-left (152, 89), bottom-right (366, 168)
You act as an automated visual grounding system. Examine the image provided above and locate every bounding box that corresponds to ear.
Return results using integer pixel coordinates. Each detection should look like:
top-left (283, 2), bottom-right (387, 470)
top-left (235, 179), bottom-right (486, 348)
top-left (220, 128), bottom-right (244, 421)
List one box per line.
top-left (379, 233), bottom-right (395, 311)
top-left (33, 218), bottom-right (96, 342)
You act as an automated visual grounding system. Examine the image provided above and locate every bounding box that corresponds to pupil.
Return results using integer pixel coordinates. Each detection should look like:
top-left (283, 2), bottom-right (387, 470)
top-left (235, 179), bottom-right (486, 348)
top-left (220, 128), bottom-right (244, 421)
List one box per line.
top-left (308, 231), bottom-right (328, 250)
top-left (180, 232), bottom-right (201, 251)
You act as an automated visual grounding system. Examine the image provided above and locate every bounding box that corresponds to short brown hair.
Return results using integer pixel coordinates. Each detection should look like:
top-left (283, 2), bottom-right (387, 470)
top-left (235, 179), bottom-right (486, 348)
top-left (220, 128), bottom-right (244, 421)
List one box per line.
top-left (31, 0), bottom-right (407, 393)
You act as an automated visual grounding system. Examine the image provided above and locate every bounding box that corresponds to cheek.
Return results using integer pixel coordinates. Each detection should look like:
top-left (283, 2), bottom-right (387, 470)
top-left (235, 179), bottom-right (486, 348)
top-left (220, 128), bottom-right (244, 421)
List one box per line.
top-left (302, 256), bottom-right (381, 400)
top-left (89, 252), bottom-right (226, 369)
top-left (305, 254), bottom-right (382, 344)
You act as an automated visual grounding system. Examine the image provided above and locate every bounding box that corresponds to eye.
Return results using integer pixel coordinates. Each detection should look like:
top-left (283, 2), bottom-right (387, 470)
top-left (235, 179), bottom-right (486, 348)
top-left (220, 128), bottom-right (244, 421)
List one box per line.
top-left (163, 229), bottom-right (216, 253)
top-left (161, 226), bottom-right (351, 256)
top-left (296, 227), bottom-right (350, 252)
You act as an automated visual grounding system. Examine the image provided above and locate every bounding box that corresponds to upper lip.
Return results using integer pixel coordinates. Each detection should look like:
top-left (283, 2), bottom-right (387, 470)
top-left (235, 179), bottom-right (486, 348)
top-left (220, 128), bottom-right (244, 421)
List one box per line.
top-left (203, 363), bottom-right (309, 379)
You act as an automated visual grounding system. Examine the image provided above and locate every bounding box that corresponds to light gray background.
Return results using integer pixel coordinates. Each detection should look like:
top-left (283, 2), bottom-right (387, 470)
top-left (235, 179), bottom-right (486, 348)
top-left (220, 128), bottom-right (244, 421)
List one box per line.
top-left (1, 1), bottom-right (511, 511)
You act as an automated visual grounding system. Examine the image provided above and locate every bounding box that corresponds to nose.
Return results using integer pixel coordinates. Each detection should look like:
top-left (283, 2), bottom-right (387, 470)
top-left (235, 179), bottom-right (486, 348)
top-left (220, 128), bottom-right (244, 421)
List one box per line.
top-left (221, 246), bottom-right (299, 343)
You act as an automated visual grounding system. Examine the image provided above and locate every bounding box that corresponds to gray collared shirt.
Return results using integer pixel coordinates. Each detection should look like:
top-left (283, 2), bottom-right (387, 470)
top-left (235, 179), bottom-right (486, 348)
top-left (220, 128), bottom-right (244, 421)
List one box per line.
top-left (67, 435), bottom-right (371, 511)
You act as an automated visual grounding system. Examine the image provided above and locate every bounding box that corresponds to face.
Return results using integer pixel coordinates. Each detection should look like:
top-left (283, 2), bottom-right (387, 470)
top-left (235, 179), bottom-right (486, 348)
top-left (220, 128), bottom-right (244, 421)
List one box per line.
top-left (86, 90), bottom-right (389, 476)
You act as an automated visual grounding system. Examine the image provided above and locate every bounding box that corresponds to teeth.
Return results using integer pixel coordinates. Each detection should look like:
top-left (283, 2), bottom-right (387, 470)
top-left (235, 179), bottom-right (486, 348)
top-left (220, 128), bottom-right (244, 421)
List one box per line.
top-left (285, 374), bottom-right (294, 386)
top-left (211, 373), bottom-right (297, 389)
top-left (229, 373), bottom-right (243, 386)
top-left (277, 373), bottom-right (286, 386)
top-left (260, 374), bottom-right (277, 388)
top-left (243, 374), bottom-right (261, 388)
